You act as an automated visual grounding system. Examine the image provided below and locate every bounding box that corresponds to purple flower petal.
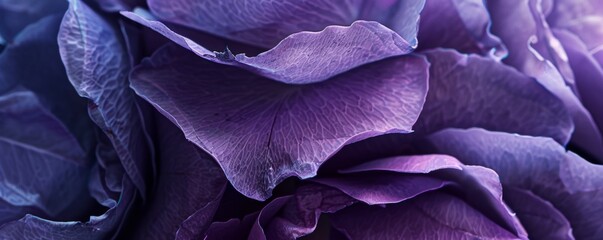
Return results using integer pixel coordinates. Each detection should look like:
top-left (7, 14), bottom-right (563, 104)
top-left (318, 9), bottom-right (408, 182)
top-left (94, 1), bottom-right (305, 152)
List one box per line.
top-left (330, 191), bottom-right (522, 240)
top-left (554, 29), bottom-right (603, 160)
top-left (0, 0), bottom-right (67, 42)
top-left (0, 14), bottom-right (95, 152)
top-left (121, 11), bottom-right (415, 84)
top-left (415, 49), bottom-right (573, 144)
top-left (88, 164), bottom-right (117, 208)
top-left (94, 0), bottom-right (144, 12)
top-left (316, 155), bottom-right (463, 205)
top-left (95, 130), bottom-right (124, 194)
top-left (206, 184), bottom-right (355, 240)
top-left (0, 89), bottom-right (88, 220)
top-left (146, 0), bottom-right (424, 49)
top-left (59, 0), bottom-right (154, 196)
top-left (312, 173), bottom-right (450, 206)
top-left (549, 0), bottom-right (603, 52)
top-left (319, 154), bottom-right (526, 238)
top-left (418, 0), bottom-right (507, 59)
top-left (339, 154), bottom-right (462, 174)
top-left (206, 154), bottom-right (527, 239)
top-left (130, 114), bottom-right (227, 240)
top-left (428, 128), bottom-right (603, 239)
top-left (205, 213), bottom-right (258, 240)
top-left (488, 0), bottom-right (603, 157)
top-left (130, 44), bottom-right (428, 200)
top-left (0, 178), bottom-right (138, 240)
top-left (504, 187), bottom-right (574, 240)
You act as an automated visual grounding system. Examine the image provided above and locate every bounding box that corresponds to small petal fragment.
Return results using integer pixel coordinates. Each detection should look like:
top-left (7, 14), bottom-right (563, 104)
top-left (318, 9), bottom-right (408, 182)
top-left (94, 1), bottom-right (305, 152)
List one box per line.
top-left (418, 0), bottom-right (506, 59)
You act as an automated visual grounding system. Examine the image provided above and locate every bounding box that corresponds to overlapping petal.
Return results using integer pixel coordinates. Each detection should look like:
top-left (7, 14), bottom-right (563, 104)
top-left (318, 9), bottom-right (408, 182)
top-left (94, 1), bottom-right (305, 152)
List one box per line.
top-left (487, 0), bottom-right (603, 160)
top-left (59, 0), bottom-right (154, 196)
top-left (204, 154), bottom-right (526, 239)
top-left (415, 49), bottom-right (573, 144)
top-left (331, 191), bottom-right (521, 240)
top-left (122, 11), bottom-right (415, 84)
top-left (146, 0), bottom-right (424, 49)
top-left (503, 187), bottom-right (574, 240)
top-left (554, 30), bottom-right (603, 151)
top-left (0, 89), bottom-right (88, 222)
top-left (418, 0), bottom-right (506, 59)
top-left (0, 0), bottom-right (67, 42)
top-left (0, 14), bottom-right (95, 152)
top-left (549, 0), bottom-right (603, 52)
top-left (130, 43), bottom-right (428, 200)
top-left (429, 128), bottom-right (603, 239)
top-left (129, 114), bottom-right (227, 240)
top-left (0, 178), bottom-right (137, 240)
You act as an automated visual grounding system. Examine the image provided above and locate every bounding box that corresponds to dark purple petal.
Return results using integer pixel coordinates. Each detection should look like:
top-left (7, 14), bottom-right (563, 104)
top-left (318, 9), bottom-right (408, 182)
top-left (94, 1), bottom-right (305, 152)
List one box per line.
top-left (130, 114), bottom-right (227, 240)
top-left (321, 154), bottom-right (526, 238)
top-left (205, 214), bottom-right (258, 240)
top-left (130, 44), bottom-right (428, 200)
top-left (331, 191), bottom-right (522, 240)
top-left (59, 0), bottom-right (153, 196)
top-left (428, 128), bottom-right (603, 239)
top-left (415, 49), bottom-right (573, 144)
top-left (95, 130), bottom-right (124, 194)
top-left (0, 0), bottom-right (67, 42)
top-left (88, 164), bottom-right (117, 208)
top-left (504, 187), bottom-right (574, 240)
top-left (418, 0), bottom-right (506, 59)
top-left (0, 178), bottom-right (138, 240)
top-left (146, 0), bottom-right (424, 49)
top-left (94, 0), bottom-right (144, 12)
top-left (554, 29), bottom-right (603, 160)
top-left (175, 200), bottom-right (224, 240)
top-left (0, 89), bottom-right (88, 221)
top-left (206, 184), bottom-right (355, 240)
top-left (122, 11), bottom-right (415, 84)
top-left (207, 155), bottom-right (526, 239)
top-left (0, 14), bottom-right (96, 152)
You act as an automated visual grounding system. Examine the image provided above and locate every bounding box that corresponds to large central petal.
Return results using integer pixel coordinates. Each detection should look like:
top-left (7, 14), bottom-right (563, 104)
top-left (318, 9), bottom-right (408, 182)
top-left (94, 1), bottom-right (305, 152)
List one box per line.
top-left (130, 44), bottom-right (429, 200)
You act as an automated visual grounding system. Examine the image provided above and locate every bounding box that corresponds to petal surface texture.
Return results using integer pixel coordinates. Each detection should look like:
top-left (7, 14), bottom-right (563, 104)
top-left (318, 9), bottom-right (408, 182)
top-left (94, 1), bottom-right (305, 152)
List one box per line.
top-left (130, 44), bottom-right (429, 200)
top-left (429, 128), bottom-right (603, 239)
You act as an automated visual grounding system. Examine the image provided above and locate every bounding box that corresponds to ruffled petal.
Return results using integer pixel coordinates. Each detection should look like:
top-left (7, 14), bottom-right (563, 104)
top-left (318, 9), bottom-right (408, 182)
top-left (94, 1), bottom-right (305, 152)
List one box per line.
top-left (415, 49), bottom-right (573, 144)
top-left (122, 11), bottom-right (416, 84)
top-left (130, 44), bottom-right (428, 200)
top-left (146, 0), bottom-right (424, 49)
top-left (429, 128), bottom-right (603, 239)
top-left (59, 0), bottom-right (154, 196)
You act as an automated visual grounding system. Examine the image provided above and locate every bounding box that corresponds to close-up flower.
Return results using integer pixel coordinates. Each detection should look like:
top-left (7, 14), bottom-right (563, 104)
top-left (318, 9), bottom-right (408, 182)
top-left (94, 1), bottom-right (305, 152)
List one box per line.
top-left (0, 0), bottom-right (602, 239)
